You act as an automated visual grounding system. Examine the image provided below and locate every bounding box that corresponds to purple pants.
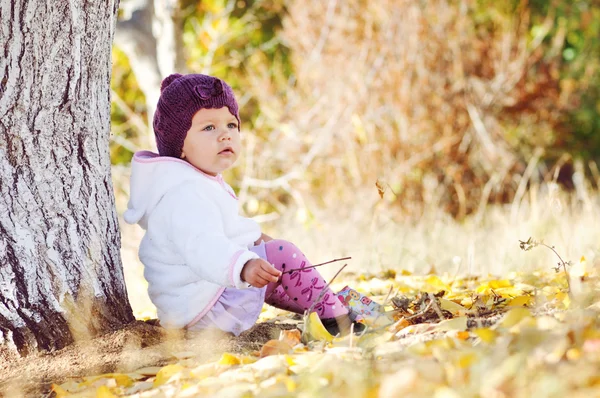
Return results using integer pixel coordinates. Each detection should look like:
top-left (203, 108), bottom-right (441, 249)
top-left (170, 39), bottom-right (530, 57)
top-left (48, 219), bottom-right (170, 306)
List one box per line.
top-left (189, 239), bottom-right (348, 335)
top-left (264, 239), bottom-right (348, 319)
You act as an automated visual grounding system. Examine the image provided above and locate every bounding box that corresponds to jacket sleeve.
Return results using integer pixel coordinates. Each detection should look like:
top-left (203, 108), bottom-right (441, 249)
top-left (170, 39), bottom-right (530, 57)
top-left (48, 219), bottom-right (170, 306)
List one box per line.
top-left (167, 187), bottom-right (259, 288)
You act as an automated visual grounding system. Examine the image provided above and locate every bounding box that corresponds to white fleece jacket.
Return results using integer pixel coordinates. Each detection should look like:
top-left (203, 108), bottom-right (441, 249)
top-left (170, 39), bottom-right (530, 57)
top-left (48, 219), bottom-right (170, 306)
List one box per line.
top-left (123, 151), bottom-right (261, 328)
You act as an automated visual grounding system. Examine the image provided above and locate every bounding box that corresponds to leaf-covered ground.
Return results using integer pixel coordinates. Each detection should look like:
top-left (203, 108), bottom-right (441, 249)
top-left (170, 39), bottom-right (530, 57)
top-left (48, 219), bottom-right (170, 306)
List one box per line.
top-left (45, 256), bottom-right (600, 398)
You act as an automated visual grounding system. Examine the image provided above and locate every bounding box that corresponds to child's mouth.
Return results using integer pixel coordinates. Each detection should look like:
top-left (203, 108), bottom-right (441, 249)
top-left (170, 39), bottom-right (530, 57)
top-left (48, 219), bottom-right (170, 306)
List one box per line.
top-left (219, 148), bottom-right (234, 155)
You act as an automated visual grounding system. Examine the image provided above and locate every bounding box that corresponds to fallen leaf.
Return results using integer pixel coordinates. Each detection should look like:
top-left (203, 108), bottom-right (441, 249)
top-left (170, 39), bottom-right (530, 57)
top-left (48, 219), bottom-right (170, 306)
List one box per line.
top-left (134, 366), bottom-right (162, 376)
top-left (473, 328), bottom-right (497, 343)
top-left (96, 385), bottom-right (117, 398)
top-left (279, 328), bottom-right (302, 346)
top-left (439, 298), bottom-right (468, 315)
top-left (260, 339), bottom-right (293, 357)
top-left (499, 307), bottom-right (532, 328)
top-left (507, 295), bottom-right (532, 307)
top-left (153, 364), bottom-right (186, 387)
top-left (434, 317), bottom-right (468, 332)
top-left (218, 352), bottom-right (242, 366)
top-left (51, 384), bottom-right (70, 398)
top-left (388, 318), bottom-right (411, 334)
top-left (302, 312), bottom-right (334, 342)
top-left (424, 275), bottom-right (450, 292)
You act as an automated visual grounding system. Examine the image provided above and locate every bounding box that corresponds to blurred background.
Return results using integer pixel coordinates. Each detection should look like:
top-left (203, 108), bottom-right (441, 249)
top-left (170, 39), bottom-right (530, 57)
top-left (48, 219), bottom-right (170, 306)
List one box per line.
top-left (110, 0), bottom-right (600, 318)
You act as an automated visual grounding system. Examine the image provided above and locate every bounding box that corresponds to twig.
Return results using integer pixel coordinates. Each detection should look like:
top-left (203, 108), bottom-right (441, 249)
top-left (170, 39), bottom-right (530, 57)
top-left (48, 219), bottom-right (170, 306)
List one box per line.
top-left (371, 285), bottom-right (395, 327)
top-left (406, 299), bottom-right (434, 321)
top-left (282, 256), bottom-right (352, 274)
top-left (428, 293), bottom-right (446, 321)
top-left (519, 237), bottom-right (572, 295)
top-left (361, 300), bottom-right (436, 336)
top-left (306, 263), bottom-right (348, 315)
top-left (539, 242), bottom-right (572, 294)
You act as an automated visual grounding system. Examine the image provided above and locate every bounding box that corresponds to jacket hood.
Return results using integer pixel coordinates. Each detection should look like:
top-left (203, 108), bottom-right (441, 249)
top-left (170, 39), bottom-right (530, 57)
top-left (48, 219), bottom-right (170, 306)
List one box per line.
top-left (123, 151), bottom-right (221, 229)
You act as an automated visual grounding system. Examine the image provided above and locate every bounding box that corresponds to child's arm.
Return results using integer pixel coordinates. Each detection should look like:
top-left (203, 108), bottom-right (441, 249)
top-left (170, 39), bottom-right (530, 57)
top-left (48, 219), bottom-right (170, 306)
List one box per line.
top-left (167, 189), bottom-right (259, 289)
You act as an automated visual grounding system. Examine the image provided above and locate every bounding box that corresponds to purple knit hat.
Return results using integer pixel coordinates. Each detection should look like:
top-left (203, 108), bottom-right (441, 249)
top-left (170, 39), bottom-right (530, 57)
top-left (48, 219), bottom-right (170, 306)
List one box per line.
top-left (153, 73), bottom-right (240, 158)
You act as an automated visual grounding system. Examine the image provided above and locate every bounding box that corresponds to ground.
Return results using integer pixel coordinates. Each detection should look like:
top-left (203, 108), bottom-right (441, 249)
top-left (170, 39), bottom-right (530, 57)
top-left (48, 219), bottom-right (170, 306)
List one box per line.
top-left (3, 264), bottom-right (600, 397)
top-left (0, 320), bottom-right (297, 396)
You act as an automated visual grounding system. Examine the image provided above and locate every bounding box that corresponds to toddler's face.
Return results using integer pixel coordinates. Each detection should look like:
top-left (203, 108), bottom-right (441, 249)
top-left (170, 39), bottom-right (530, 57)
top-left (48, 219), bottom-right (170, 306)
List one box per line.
top-left (181, 107), bottom-right (241, 175)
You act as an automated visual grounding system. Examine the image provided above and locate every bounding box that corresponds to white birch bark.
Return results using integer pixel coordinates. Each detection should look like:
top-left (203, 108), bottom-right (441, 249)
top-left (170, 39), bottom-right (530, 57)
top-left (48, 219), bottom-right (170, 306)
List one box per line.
top-left (0, 0), bottom-right (134, 357)
top-left (115, 0), bottom-right (186, 149)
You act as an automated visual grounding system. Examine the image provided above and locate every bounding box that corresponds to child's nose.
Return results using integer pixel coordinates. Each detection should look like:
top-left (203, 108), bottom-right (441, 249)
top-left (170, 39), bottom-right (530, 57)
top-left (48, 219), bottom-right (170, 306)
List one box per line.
top-left (219, 131), bottom-right (232, 141)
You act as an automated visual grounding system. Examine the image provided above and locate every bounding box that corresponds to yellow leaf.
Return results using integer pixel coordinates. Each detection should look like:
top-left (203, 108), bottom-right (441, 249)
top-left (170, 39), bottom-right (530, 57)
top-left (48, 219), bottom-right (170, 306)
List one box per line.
top-left (424, 275), bottom-right (450, 292)
top-left (85, 374), bottom-right (132, 388)
top-left (563, 294), bottom-right (571, 309)
top-left (500, 307), bottom-right (531, 328)
top-left (457, 352), bottom-right (476, 368)
top-left (96, 385), bottom-right (117, 398)
top-left (284, 355), bottom-right (296, 367)
top-left (439, 299), bottom-right (467, 315)
top-left (476, 280), bottom-right (512, 294)
top-left (490, 280), bottom-right (512, 289)
top-left (473, 328), bottom-right (497, 343)
top-left (112, 374), bottom-right (133, 387)
top-left (218, 352), bottom-right (241, 366)
top-left (567, 348), bottom-right (581, 361)
top-left (134, 366), bottom-right (162, 376)
top-left (51, 384), bottom-right (70, 398)
top-left (153, 364), bottom-right (186, 387)
top-left (494, 287), bottom-right (526, 297)
top-left (434, 317), bottom-right (467, 332)
top-left (460, 297), bottom-right (473, 307)
top-left (507, 295), bottom-right (532, 307)
top-left (284, 377), bottom-right (297, 392)
top-left (303, 312), bottom-right (334, 342)
top-left (240, 355), bottom-right (259, 364)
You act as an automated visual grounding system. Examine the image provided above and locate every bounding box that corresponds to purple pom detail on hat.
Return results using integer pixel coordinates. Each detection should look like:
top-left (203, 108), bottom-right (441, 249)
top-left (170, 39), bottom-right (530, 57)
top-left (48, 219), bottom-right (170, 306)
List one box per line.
top-left (160, 73), bottom-right (183, 92)
top-left (153, 73), bottom-right (240, 158)
top-left (194, 79), bottom-right (223, 100)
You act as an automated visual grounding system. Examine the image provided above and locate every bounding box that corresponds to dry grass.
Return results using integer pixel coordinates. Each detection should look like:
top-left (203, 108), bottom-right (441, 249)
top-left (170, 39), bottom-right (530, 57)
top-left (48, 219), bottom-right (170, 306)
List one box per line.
top-left (234, 0), bottom-right (574, 220)
top-left (114, 164), bottom-right (600, 319)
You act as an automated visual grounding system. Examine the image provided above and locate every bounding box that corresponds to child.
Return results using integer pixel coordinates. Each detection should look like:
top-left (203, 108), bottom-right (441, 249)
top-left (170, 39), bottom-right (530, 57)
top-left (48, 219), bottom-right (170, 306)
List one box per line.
top-left (124, 73), bottom-right (363, 337)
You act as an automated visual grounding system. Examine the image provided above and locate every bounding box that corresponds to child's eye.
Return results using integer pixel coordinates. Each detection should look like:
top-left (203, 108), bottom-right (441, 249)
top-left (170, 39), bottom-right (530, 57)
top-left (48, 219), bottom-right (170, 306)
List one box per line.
top-left (203, 125), bottom-right (215, 131)
top-left (228, 123), bottom-right (238, 129)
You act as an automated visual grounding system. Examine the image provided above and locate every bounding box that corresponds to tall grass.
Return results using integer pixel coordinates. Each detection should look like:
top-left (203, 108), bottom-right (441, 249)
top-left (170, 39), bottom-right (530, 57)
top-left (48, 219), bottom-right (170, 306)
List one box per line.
top-left (237, 0), bottom-right (576, 220)
top-left (110, 0), bottom-right (599, 318)
top-left (114, 163), bottom-right (600, 318)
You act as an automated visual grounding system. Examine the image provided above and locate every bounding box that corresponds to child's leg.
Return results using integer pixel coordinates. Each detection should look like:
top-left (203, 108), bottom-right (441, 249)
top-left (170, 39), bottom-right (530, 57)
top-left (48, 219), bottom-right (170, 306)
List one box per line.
top-left (264, 240), bottom-right (348, 319)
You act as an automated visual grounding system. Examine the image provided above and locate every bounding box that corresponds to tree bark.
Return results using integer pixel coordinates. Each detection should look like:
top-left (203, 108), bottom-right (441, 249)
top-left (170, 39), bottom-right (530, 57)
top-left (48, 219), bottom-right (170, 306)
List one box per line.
top-left (0, 0), bottom-right (135, 357)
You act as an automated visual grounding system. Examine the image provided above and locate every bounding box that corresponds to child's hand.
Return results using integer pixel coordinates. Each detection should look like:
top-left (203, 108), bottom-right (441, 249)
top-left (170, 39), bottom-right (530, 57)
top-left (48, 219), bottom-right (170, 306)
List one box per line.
top-left (241, 259), bottom-right (281, 288)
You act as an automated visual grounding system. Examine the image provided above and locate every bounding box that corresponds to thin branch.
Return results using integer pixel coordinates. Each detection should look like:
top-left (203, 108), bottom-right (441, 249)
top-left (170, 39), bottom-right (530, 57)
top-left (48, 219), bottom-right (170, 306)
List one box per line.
top-left (370, 285), bottom-right (395, 327)
top-left (405, 299), bottom-right (434, 321)
top-left (282, 256), bottom-right (351, 274)
top-left (427, 293), bottom-right (446, 321)
top-left (538, 242), bottom-right (572, 294)
top-left (362, 300), bottom-right (435, 336)
top-left (306, 263), bottom-right (348, 315)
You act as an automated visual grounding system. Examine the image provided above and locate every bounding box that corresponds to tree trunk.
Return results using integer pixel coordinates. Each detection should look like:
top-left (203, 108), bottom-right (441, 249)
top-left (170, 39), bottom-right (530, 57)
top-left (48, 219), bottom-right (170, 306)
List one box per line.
top-left (0, 0), bottom-right (135, 357)
top-left (115, 0), bottom-right (186, 148)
